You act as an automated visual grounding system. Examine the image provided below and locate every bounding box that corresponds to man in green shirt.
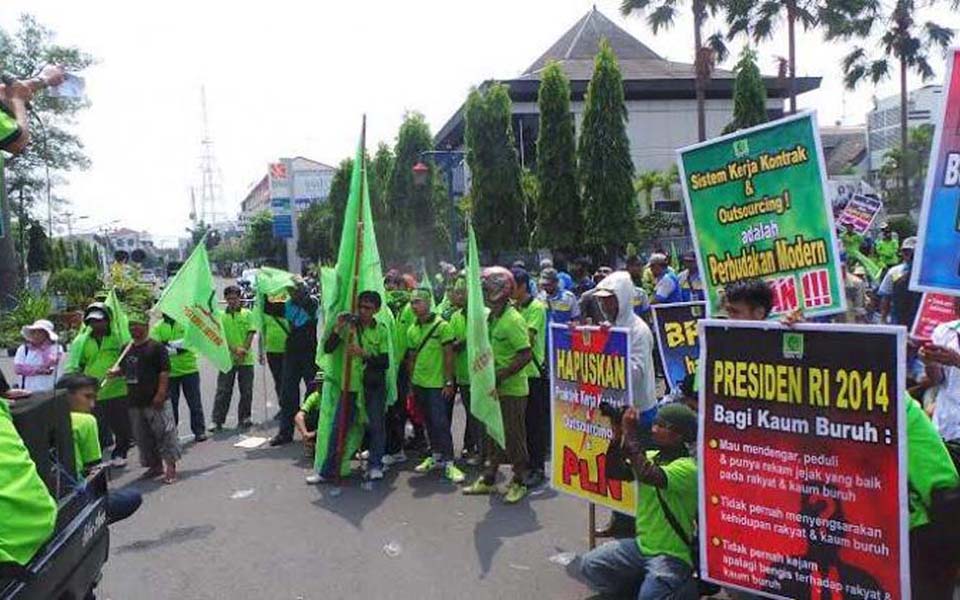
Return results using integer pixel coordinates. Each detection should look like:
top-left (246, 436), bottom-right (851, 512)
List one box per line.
top-left (211, 286), bottom-right (256, 431)
top-left (463, 267), bottom-right (532, 504)
top-left (0, 395), bottom-right (57, 567)
top-left (511, 268), bottom-right (549, 488)
top-left (447, 276), bottom-right (481, 464)
top-left (151, 314), bottom-right (207, 442)
top-left (580, 403), bottom-right (699, 599)
top-left (875, 227), bottom-right (900, 269)
top-left (319, 291), bottom-right (392, 481)
top-left (406, 289), bottom-right (464, 483)
top-left (69, 302), bottom-right (132, 467)
top-left (258, 297), bottom-right (289, 413)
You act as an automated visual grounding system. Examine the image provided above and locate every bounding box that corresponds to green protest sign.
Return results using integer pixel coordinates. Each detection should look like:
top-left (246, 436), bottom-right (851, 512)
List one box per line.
top-left (677, 112), bottom-right (845, 318)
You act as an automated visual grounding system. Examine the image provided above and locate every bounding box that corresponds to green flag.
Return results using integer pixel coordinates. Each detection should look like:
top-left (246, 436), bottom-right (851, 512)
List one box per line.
top-left (252, 266), bottom-right (296, 329)
top-left (153, 241), bottom-right (233, 373)
top-left (670, 240), bottom-right (681, 272)
top-left (849, 247), bottom-right (883, 281)
top-left (466, 223), bottom-right (505, 449)
top-left (314, 120), bottom-right (397, 478)
top-left (65, 288), bottom-right (131, 372)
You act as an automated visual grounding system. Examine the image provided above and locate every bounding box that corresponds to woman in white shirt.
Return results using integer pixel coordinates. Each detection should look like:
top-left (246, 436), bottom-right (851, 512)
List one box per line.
top-left (13, 319), bottom-right (63, 392)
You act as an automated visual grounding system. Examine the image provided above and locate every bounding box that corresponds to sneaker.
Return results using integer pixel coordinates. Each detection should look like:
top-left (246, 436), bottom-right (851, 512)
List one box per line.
top-left (305, 473), bottom-right (327, 485)
top-left (465, 452), bottom-right (482, 466)
top-left (359, 449), bottom-right (370, 460)
top-left (414, 456), bottom-right (437, 473)
top-left (382, 451), bottom-right (407, 466)
top-left (194, 433), bottom-right (209, 443)
top-left (444, 463), bottom-right (466, 484)
top-left (462, 478), bottom-right (497, 495)
top-left (269, 435), bottom-right (292, 447)
top-left (237, 420), bottom-right (253, 430)
top-left (367, 467), bottom-right (384, 481)
top-left (523, 470), bottom-right (546, 488)
top-left (208, 423), bottom-right (224, 433)
top-left (503, 482), bottom-right (528, 504)
top-left (110, 456), bottom-right (128, 469)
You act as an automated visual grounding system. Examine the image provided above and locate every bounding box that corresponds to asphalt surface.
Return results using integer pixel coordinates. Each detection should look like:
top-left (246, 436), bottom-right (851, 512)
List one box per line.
top-left (85, 358), bottom-right (596, 600)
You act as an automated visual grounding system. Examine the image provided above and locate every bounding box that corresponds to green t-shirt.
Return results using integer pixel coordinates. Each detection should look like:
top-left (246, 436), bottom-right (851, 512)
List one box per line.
top-left (0, 399), bottom-right (57, 565)
top-left (517, 297), bottom-right (547, 379)
top-left (876, 238), bottom-right (899, 267)
top-left (73, 332), bottom-right (128, 401)
top-left (324, 320), bottom-right (391, 394)
top-left (407, 315), bottom-right (453, 389)
top-left (489, 306), bottom-right (531, 397)
top-left (906, 396), bottom-right (960, 529)
top-left (263, 315), bottom-right (290, 354)
top-left (448, 308), bottom-right (469, 385)
top-left (70, 411), bottom-right (102, 475)
top-left (395, 303), bottom-right (416, 355)
top-left (301, 390), bottom-right (320, 413)
top-left (635, 450), bottom-right (698, 566)
top-left (0, 106), bottom-right (20, 150)
top-left (149, 320), bottom-right (199, 377)
top-left (222, 308), bottom-right (256, 366)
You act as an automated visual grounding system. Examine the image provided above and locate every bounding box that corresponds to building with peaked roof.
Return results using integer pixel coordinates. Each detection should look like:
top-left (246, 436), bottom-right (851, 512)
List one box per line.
top-left (435, 7), bottom-right (821, 175)
top-left (820, 126), bottom-right (868, 178)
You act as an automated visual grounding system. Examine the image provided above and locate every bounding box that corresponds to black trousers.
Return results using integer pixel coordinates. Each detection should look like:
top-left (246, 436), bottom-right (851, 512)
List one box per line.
top-left (385, 364), bottom-right (411, 455)
top-left (93, 396), bottom-right (133, 459)
top-left (278, 348), bottom-right (317, 438)
top-left (525, 376), bottom-right (550, 471)
top-left (266, 352), bottom-right (284, 403)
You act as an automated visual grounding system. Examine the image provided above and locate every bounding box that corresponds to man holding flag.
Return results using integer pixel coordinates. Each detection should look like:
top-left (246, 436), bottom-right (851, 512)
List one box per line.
top-left (309, 119), bottom-right (397, 482)
top-left (66, 292), bottom-right (133, 467)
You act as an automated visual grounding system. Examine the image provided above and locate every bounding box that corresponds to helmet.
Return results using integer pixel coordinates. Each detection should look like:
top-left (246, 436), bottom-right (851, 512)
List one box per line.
top-left (482, 266), bottom-right (515, 304)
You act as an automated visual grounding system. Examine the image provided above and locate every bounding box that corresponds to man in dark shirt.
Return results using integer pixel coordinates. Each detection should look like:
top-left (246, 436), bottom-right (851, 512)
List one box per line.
top-left (111, 313), bottom-right (179, 484)
top-left (272, 279), bottom-right (320, 446)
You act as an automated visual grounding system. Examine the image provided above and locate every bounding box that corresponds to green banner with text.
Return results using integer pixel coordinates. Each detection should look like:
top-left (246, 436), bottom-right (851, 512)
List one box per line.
top-left (677, 112), bottom-right (845, 319)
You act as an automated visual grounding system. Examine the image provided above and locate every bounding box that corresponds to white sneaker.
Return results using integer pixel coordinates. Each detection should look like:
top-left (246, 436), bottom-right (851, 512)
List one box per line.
top-left (305, 473), bottom-right (327, 485)
top-left (367, 467), bottom-right (384, 481)
top-left (110, 456), bottom-right (128, 468)
top-left (382, 451), bottom-right (407, 466)
top-left (359, 449), bottom-right (370, 460)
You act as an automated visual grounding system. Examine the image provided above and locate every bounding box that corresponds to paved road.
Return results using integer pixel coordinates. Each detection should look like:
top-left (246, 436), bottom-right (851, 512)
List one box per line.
top-left (90, 358), bottom-right (596, 600)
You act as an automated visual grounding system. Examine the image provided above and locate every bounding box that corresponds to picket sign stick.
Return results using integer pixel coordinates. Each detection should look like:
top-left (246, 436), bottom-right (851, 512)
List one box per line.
top-left (588, 503), bottom-right (597, 550)
top-left (100, 342), bottom-right (133, 389)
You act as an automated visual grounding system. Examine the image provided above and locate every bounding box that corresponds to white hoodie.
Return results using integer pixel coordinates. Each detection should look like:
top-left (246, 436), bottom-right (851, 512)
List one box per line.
top-left (595, 271), bottom-right (657, 412)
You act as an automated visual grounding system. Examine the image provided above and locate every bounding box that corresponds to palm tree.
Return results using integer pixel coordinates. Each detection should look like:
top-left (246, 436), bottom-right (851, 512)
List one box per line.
top-left (635, 170), bottom-right (661, 215)
top-left (726, 0), bottom-right (819, 114)
top-left (622, 0), bottom-right (728, 142)
top-left (823, 0), bottom-right (953, 206)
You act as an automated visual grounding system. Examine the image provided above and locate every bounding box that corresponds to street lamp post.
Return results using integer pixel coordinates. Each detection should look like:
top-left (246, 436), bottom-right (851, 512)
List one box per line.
top-left (412, 150), bottom-right (465, 260)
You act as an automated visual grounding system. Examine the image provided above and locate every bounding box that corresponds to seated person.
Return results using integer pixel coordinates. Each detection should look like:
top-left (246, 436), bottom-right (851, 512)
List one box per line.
top-left (58, 375), bottom-right (142, 525)
top-left (294, 377), bottom-right (322, 458)
top-left (580, 403), bottom-right (699, 600)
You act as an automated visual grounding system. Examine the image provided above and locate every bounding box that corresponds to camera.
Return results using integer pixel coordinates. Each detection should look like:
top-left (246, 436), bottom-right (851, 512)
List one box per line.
top-left (599, 401), bottom-right (626, 423)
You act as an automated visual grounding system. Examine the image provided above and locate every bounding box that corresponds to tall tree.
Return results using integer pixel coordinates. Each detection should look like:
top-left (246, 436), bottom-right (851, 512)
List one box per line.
top-left (385, 112), bottom-right (447, 265)
top-left (326, 157), bottom-right (354, 255)
top-left (726, 0), bottom-right (818, 114)
top-left (579, 41), bottom-right (637, 259)
top-left (823, 0), bottom-right (953, 207)
top-left (244, 211), bottom-right (284, 266)
top-left (534, 62), bottom-right (581, 252)
top-left (296, 201), bottom-right (336, 264)
top-left (25, 220), bottom-right (50, 272)
top-left (622, 0), bottom-right (728, 141)
top-left (0, 15), bottom-right (93, 301)
top-left (723, 47), bottom-right (768, 133)
top-left (464, 84), bottom-right (527, 258)
top-left (369, 143), bottom-right (394, 228)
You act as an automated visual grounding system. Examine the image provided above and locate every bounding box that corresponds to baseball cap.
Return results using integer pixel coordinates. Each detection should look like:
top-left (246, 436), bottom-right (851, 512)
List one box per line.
top-left (539, 267), bottom-right (559, 284)
top-left (647, 253), bottom-right (669, 267)
top-left (901, 237), bottom-right (917, 250)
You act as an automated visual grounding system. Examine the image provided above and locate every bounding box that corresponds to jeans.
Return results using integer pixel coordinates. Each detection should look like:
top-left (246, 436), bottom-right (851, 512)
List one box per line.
top-left (278, 349), bottom-right (318, 439)
top-left (212, 365), bottom-right (254, 426)
top-left (580, 539), bottom-right (697, 600)
top-left (365, 385), bottom-right (387, 469)
top-left (414, 385), bottom-right (453, 462)
top-left (92, 397), bottom-right (133, 459)
top-left (525, 377), bottom-right (549, 471)
top-left (106, 488), bottom-right (143, 524)
top-left (168, 372), bottom-right (205, 436)
top-left (266, 352), bottom-right (284, 403)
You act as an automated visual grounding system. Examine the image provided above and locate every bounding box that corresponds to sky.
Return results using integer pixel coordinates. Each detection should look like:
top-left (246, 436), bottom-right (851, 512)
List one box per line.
top-left (2, 0), bottom-right (958, 247)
